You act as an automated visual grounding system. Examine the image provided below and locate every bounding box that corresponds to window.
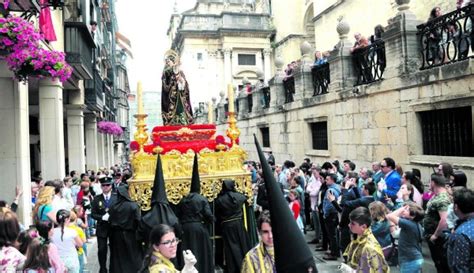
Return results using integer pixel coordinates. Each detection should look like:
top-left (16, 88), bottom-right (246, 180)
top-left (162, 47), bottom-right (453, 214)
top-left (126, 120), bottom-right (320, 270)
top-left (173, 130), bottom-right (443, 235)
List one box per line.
top-left (260, 127), bottom-right (270, 147)
top-left (238, 54), bottom-right (256, 66)
top-left (419, 106), bottom-right (473, 156)
top-left (310, 121), bottom-right (328, 150)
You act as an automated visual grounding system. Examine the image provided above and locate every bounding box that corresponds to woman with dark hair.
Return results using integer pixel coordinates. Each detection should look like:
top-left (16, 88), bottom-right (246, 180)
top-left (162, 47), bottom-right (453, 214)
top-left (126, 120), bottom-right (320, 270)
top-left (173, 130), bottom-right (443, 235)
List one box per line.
top-left (22, 238), bottom-right (51, 272)
top-left (35, 221), bottom-right (65, 272)
top-left (50, 209), bottom-right (81, 273)
top-left (140, 224), bottom-right (198, 273)
top-left (0, 207), bottom-right (25, 271)
top-left (17, 227), bottom-right (38, 255)
top-left (437, 162), bottom-right (454, 180)
top-left (451, 170), bottom-right (467, 188)
top-left (387, 202), bottom-right (425, 273)
top-left (401, 172), bottom-right (423, 207)
top-left (426, 7), bottom-right (444, 63)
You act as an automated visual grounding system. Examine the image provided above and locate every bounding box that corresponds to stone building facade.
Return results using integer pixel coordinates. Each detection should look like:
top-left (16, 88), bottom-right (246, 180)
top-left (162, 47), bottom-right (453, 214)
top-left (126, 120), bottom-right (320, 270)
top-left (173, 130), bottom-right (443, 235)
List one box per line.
top-left (207, 0), bottom-right (474, 185)
top-left (0, 1), bottom-right (131, 225)
top-left (168, 0), bottom-right (274, 105)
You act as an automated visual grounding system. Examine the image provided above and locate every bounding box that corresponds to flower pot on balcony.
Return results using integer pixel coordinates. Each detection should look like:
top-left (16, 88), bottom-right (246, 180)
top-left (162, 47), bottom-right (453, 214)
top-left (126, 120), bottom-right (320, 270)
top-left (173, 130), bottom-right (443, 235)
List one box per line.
top-left (16, 63), bottom-right (49, 81)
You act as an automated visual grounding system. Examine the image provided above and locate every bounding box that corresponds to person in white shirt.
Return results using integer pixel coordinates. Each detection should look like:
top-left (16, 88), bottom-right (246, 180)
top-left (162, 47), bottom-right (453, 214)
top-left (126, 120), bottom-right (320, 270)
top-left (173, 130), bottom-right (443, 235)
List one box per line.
top-left (62, 176), bottom-right (75, 210)
top-left (306, 165), bottom-right (323, 244)
top-left (51, 209), bottom-right (82, 273)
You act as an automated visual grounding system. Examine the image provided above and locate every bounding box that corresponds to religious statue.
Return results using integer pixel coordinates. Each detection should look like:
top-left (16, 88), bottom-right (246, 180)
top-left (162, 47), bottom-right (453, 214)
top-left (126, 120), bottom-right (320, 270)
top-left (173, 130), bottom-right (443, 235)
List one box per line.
top-left (161, 50), bottom-right (194, 125)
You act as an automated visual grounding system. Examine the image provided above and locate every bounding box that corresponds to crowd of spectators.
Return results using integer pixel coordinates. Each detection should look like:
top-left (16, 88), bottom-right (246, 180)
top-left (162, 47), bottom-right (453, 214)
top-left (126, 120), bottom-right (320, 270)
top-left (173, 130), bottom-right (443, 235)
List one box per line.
top-left (250, 153), bottom-right (472, 273)
top-left (0, 164), bottom-right (131, 272)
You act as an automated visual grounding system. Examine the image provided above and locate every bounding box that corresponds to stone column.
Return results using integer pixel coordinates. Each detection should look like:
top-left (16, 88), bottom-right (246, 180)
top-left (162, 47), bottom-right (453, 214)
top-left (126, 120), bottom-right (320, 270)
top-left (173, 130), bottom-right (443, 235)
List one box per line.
top-left (103, 133), bottom-right (110, 168)
top-left (270, 56), bottom-right (286, 107)
top-left (383, 0), bottom-right (421, 79)
top-left (97, 133), bottom-right (105, 169)
top-left (39, 78), bottom-right (65, 180)
top-left (66, 105), bottom-right (86, 173)
top-left (218, 91), bottom-right (226, 124)
top-left (108, 134), bottom-right (114, 166)
top-left (223, 48), bottom-right (232, 89)
top-left (85, 116), bottom-right (99, 171)
top-left (237, 92), bottom-right (249, 120)
top-left (0, 74), bottom-right (32, 226)
top-left (252, 87), bottom-right (263, 112)
top-left (328, 16), bottom-right (356, 92)
top-left (263, 48), bottom-right (272, 83)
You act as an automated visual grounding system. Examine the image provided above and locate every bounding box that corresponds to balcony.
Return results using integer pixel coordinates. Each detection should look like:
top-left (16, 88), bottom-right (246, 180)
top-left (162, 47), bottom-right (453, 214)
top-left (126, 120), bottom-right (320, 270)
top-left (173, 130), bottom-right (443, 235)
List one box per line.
top-left (64, 22), bottom-right (95, 80)
top-left (352, 39), bottom-right (386, 86)
top-left (417, 4), bottom-right (474, 70)
top-left (311, 62), bottom-right (330, 96)
top-left (179, 13), bottom-right (272, 33)
top-left (85, 70), bottom-right (104, 112)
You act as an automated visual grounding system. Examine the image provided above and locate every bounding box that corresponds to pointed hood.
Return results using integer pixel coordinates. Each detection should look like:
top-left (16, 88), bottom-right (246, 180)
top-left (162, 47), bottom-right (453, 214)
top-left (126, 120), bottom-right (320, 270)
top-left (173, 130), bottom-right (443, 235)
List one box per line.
top-left (139, 154), bottom-right (180, 244)
top-left (190, 153), bottom-right (201, 194)
top-left (151, 154), bottom-right (168, 205)
top-left (254, 135), bottom-right (317, 273)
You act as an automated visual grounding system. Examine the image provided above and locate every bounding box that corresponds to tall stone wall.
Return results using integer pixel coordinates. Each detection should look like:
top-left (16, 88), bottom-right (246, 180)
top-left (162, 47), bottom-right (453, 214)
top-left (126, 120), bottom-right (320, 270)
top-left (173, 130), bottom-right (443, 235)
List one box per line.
top-left (216, 4), bottom-right (474, 186)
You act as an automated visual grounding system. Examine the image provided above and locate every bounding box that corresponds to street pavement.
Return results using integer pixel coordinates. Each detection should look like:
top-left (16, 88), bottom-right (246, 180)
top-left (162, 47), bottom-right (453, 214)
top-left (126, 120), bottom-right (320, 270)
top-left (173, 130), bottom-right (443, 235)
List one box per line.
top-left (85, 229), bottom-right (437, 272)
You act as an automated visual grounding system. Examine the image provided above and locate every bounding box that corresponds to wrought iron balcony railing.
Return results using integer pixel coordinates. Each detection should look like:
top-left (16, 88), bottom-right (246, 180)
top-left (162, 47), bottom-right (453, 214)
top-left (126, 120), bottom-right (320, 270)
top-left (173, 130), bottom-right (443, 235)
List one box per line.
top-left (85, 70), bottom-right (104, 112)
top-left (352, 39), bottom-right (386, 86)
top-left (64, 22), bottom-right (95, 80)
top-left (417, 4), bottom-right (474, 70)
top-left (311, 62), bottom-right (330, 96)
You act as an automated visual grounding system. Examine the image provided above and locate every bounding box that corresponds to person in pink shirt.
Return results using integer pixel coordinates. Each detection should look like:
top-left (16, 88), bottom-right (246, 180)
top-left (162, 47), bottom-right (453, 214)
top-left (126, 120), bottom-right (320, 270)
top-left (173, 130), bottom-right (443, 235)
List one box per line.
top-left (306, 165), bottom-right (323, 243)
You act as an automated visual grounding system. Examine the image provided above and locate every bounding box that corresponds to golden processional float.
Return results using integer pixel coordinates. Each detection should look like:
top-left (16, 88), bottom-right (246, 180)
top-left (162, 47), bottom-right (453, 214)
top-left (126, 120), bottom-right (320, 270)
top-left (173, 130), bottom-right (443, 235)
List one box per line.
top-left (128, 81), bottom-right (253, 210)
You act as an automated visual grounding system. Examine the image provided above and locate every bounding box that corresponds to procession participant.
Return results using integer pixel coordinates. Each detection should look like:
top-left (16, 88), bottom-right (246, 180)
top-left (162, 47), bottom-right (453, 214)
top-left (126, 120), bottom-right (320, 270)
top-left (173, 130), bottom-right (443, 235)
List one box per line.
top-left (215, 179), bottom-right (251, 273)
top-left (177, 154), bottom-right (214, 273)
top-left (254, 135), bottom-right (317, 273)
top-left (140, 224), bottom-right (198, 273)
top-left (343, 207), bottom-right (389, 273)
top-left (90, 176), bottom-right (116, 273)
top-left (108, 184), bottom-right (142, 273)
top-left (138, 154), bottom-right (180, 246)
top-left (241, 210), bottom-right (275, 273)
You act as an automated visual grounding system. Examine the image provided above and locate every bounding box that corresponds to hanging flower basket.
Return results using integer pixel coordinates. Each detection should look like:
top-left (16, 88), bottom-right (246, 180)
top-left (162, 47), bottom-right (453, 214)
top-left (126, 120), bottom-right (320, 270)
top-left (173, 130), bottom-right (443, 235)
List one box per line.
top-left (97, 121), bottom-right (124, 136)
top-left (0, 15), bottom-right (72, 82)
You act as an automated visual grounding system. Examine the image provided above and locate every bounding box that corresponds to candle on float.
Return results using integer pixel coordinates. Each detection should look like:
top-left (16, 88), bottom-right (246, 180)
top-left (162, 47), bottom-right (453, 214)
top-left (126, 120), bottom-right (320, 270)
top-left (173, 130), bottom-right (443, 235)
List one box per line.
top-left (137, 81), bottom-right (143, 115)
top-left (227, 84), bottom-right (234, 113)
top-left (208, 101), bottom-right (213, 124)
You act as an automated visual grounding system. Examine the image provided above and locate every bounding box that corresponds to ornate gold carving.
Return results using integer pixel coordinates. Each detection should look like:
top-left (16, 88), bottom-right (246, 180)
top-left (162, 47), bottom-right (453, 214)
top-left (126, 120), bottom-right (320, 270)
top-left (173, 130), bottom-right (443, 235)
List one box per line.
top-left (226, 112), bottom-right (240, 146)
top-left (129, 148), bottom-right (253, 210)
top-left (176, 127), bottom-right (194, 136)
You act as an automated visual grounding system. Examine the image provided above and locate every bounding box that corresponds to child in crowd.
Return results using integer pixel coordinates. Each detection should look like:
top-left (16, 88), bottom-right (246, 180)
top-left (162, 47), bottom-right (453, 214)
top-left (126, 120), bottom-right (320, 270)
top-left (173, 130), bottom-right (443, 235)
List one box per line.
top-left (51, 209), bottom-right (82, 273)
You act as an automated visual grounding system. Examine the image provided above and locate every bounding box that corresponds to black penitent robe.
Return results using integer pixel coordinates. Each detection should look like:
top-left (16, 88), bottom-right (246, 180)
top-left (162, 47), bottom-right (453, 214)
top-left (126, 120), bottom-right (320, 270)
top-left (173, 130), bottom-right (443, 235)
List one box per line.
top-left (215, 182), bottom-right (251, 273)
top-left (108, 186), bottom-right (142, 273)
top-left (177, 193), bottom-right (215, 273)
top-left (161, 68), bottom-right (194, 125)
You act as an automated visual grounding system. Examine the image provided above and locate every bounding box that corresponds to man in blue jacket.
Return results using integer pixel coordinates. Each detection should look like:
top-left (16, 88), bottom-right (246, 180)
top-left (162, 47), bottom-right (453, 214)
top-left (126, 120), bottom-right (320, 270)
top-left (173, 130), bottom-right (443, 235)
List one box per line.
top-left (380, 157), bottom-right (401, 201)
